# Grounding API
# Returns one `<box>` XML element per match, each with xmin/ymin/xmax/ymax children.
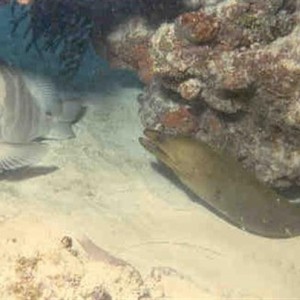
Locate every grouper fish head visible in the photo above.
<box><xmin>24</xmin><ymin>72</ymin><xmax>85</xmax><ymax>140</ymax></box>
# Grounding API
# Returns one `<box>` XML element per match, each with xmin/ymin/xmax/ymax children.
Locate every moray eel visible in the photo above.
<box><xmin>139</xmin><ymin>129</ymin><xmax>300</xmax><ymax>239</ymax></box>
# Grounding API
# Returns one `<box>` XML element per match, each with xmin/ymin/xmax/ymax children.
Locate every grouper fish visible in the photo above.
<box><xmin>0</xmin><ymin>61</ymin><xmax>83</xmax><ymax>172</ymax></box>
<box><xmin>139</xmin><ymin>129</ymin><xmax>300</xmax><ymax>239</ymax></box>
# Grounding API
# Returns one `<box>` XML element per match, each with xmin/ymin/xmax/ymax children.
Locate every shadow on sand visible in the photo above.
<box><xmin>0</xmin><ymin>166</ymin><xmax>59</xmax><ymax>182</ymax></box>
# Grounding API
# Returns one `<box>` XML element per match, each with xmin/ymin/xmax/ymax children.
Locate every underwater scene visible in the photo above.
<box><xmin>0</xmin><ymin>0</ymin><xmax>299</xmax><ymax>298</ymax></box>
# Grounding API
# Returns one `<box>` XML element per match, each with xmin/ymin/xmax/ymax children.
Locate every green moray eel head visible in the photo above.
<box><xmin>139</xmin><ymin>129</ymin><xmax>189</xmax><ymax>172</ymax></box>
<box><xmin>139</xmin><ymin>129</ymin><xmax>171</xmax><ymax>163</ymax></box>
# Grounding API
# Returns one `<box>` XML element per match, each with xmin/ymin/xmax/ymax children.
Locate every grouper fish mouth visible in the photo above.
<box><xmin>139</xmin><ymin>129</ymin><xmax>300</xmax><ymax>239</ymax></box>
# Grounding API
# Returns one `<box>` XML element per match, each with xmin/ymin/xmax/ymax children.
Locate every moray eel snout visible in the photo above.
<box><xmin>139</xmin><ymin>129</ymin><xmax>171</xmax><ymax>162</ymax></box>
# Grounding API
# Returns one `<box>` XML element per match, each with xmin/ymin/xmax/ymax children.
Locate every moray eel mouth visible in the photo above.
<box><xmin>139</xmin><ymin>129</ymin><xmax>166</xmax><ymax>156</ymax></box>
<box><xmin>139</xmin><ymin>129</ymin><xmax>174</xmax><ymax>167</ymax></box>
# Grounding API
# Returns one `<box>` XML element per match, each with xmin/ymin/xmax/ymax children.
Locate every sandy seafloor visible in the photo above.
<box><xmin>1</xmin><ymin>5</ymin><xmax>300</xmax><ymax>300</ymax></box>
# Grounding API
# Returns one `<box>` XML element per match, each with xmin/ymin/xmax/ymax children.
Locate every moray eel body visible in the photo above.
<box><xmin>139</xmin><ymin>129</ymin><xmax>300</xmax><ymax>239</ymax></box>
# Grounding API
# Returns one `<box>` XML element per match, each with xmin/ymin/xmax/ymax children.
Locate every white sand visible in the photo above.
<box><xmin>0</xmin><ymin>83</ymin><xmax>300</xmax><ymax>299</ymax></box>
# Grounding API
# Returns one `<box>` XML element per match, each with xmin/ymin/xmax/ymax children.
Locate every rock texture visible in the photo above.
<box><xmin>95</xmin><ymin>0</ymin><xmax>300</xmax><ymax>190</ymax></box>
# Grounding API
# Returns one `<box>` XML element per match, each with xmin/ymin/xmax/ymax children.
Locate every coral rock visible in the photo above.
<box><xmin>160</xmin><ymin>107</ymin><xmax>199</xmax><ymax>135</ymax></box>
<box><xmin>175</xmin><ymin>10</ymin><xmax>220</xmax><ymax>44</ymax></box>
<box><xmin>134</xmin><ymin>0</ymin><xmax>300</xmax><ymax>190</ymax></box>
<box><xmin>178</xmin><ymin>78</ymin><xmax>203</xmax><ymax>101</ymax></box>
<box><xmin>90</xmin><ymin>0</ymin><xmax>300</xmax><ymax>190</ymax></box>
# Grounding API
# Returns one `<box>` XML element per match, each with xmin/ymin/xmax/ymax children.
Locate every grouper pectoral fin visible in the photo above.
<box><xmin>0</xmin><ymin>142</ymin><xmax>47</xmax><ymax>172</ymax></box>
